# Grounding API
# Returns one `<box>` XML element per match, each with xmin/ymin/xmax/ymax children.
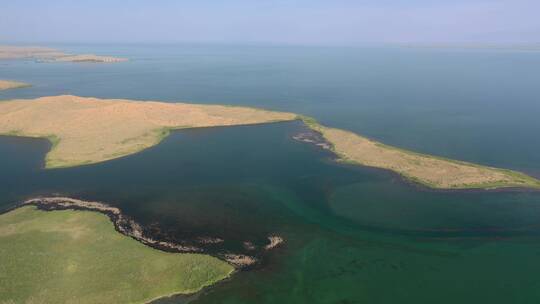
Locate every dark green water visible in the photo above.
<box><xmin>1</xmin><ymin>45</ymin><xmax>540</xmax><ymax>303</ymax></box>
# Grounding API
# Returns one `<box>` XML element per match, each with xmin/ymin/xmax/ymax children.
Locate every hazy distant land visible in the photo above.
<box><xmin>0</xmin><ymin>80</ymin><xmax>30</xmax><ymax>91</ymax></box>
<box><xmin>402</xmin><ymin>43</ymin><xmax>540</xmax><ymax>52</ymax></box>
<box><xmin>0</xmin><ymin>95</ymin><xmax>538</xmax><ymax>190</ymax></box>
<box><xmin>0</xmin><ymin>45</ymin><xmax>127</xmax><ymax>63</ymax></box>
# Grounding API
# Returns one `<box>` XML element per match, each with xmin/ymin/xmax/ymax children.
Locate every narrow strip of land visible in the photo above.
<box><xmin>0</xmin><ymin>95</ymin><xmax>538</xmax><ymax>190</ymax></box>
<box><xmin>0</xmin><ymin>80</ymin><xmax>30</xmax><ymax>91</ymax></box>
<box><xmin>300</xmin><ymin>116</ymin><xmax>540</xmax><ymax>189</ymax></box>
<box><xmin>0</xmin><ymin>45</ymin><xmax>127</xmax><ymax>63</ymax></box>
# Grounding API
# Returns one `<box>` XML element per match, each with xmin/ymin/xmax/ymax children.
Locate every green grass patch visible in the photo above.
<box><xmin>0</xmin><ymin>206</ymin><xmax>234</xmax><ymax>304</ymax></box>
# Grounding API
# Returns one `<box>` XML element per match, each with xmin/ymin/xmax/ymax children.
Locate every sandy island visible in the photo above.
<box><xmin>0</xmin><ymin>45</ymin><xmax>127</xmax><ymax>63</ymax></box>
<box><xmin>0</xmin><ymin>80</ymin><xmax>30</xmax><ymax>91</ymax></box>
<box><xmin>0</xmin><ymin>95</ymin><xmax>538</xmax><ymax>190</ymax></box>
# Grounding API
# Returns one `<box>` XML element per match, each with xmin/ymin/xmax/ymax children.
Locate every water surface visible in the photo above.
<box><xmin>1</xmin><ymin>45</ymin><xmax>540</xmax><ymax>303</ymax></box>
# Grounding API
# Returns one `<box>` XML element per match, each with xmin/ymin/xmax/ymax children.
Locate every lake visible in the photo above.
<box><xmin>1</xmin><ymin>44</ymin><xmax>540</xmax><ymax>303</ymax></box>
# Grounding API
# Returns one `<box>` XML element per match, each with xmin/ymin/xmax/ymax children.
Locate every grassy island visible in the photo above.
<box><xmin>0</xmin><ymin>80</ymin><xmax>30</xmax><ymax>91</ymax></box>
<box><xmin>300</xmin><ymin>116</ymin><xmax>540</xmax><ymax>190</ymax></box>
<box><xmin>0</xmin><ymin>95</ymin><xmax>538</xmax><ymax>190</ymax></box>
<box><xmin>0</xmin><ymin>205</ymin><xmax>234</xmax><ymax>304</ymax></box>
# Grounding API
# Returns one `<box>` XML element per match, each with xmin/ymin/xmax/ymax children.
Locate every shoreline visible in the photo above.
<box><xmin>1</xmin><ymin>199</ymin><xmax>238</xmax><ymax>304</ymax></box>
<box><xmin>20</xmin><ymin>196</ymin><xmax>283</xmax><ymax>269</ymax></box>
<box><xmin>0</xmin><ymin>95</ymin><xmax>538</xmax><ymax>190</ymax></box>
<box><xmin>293</xmin><ymin>118</ymin><xmax>540</xmax><ymax>192</ymax></box>
<box><xmin>0</xmin><ymin>45</ymin><xmax>127</xmax><ymax>63</ymax></box>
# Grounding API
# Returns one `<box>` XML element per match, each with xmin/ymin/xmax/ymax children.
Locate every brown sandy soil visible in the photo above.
<box><xmin>0</xmin><ymin>95</ymin><xmax>296</xmax><ymax>168</ymax></box>
<box><xmin>0</xmin><ymin>80</ymin><xmax>30</xmax><ymax>91</ymax></box>
<box><xmin>315</xmin><ymin>125</ymin><xmax>540</xmax><ymax>189</ymax></box>
<box><xmin>0</xmin><ymin>45</ymin><xmax>127</xmax><ymax>63</ymax></box>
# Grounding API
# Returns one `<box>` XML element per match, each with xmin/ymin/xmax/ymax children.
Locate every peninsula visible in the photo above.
<box><xmin>0</xmin><ymin>95</ymin><xmax>538</xmax><ymax>190</ymax></box>
<box><xmin>0</xmin><ymin>95</ymin><xmax>297</xmax><ymax>168</ymax></box>
<box><xmin>0</xmin><ymin>80</ymin><xmax>30</xmax><ymax>91</ymax></box>
<box><xmin>300</xmin><ymin>117</ymin><xmax>540</xmax><ymax>189</ymax></box>
<box><xmin>0</xmin><ymin>202</ymin><xmax>234</xmax><ymax>304</ymax></box>
<box><xmin>0</xmin><ymin>45</ymin><xmax>127</xmax><ymax>63</ymax></box>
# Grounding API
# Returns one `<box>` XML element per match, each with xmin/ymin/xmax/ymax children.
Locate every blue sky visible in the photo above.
<box><xmin>1</xmin><ymin>0</ymin><xmax>538</xmax><ymax>45</ymax></box>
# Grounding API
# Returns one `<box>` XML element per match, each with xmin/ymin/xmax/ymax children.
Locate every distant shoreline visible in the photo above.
<box><xmin>0</xmin><ymin>45</ymin><xmax>127</xmax><ymax>63</ymax></box>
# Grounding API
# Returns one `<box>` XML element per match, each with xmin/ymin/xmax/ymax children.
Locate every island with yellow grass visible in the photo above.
<box><xmin>299</xmin><ymin>116</ymin><xmax>540</xmax><ymax>189</ymax></box>
<box><xmin>0</xmin><ymin>95</ymin><xmax>538</xmax><ymax>190</ymax></box>
<box><xmin>0</xmin><ymin>80</ymin><xmax>30</xmax><ymax>91</ymax></box>
<box><xmin>0</xmin><ymin>45</ymin><xmax>127</xmax><ymax>63</ymax></box>
<box><xmin>0</xmin><ymin>95</ymin><xmax>297</xmax><ymax>168</ymax></box>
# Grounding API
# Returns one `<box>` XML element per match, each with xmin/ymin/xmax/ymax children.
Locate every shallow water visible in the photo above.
<box><xmin>1</xmin><ymin>45</ymin><xmax>540</xmax><ymax>303</ymax></box>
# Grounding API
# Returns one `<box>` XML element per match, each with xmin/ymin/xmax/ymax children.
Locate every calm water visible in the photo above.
<box><xmin>1</xmin><ymin>44</ymin><xmax>540</xmax><ymax>303</ymax></box>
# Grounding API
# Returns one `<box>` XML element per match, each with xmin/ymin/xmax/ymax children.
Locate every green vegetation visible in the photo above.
<box><xmin>0</xmin><ymin>206</ymin><xmax>234</xmax><ymax>304</ymax></box>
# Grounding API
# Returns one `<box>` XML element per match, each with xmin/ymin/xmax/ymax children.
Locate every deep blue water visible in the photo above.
<box><xmin>1</xmin><ymin>44</ymin><xmax>540</xmax><ymax>303</ymax></box>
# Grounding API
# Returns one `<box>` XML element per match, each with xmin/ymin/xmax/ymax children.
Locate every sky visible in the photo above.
<box><xmin>0</xmin><ymin>0</ymin><xmax>538</xmax><ymax>45</ymax></box>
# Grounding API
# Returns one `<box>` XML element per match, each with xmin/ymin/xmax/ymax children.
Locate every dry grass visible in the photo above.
<box><xmin>0</xmin><ymin>95</ymin><xmax>297</xmax><ymax>168</ymax></box>
<box><xmin>305</xmin><ymin>119</ymin><xmax>540</xmax><ymax>189</ymax></box>
<box><xmin>0</xmin><ymin>95</ymin><xmax>537</xmax><ymax>189</ymax></box>
<box><xmin>0</xmin><ymin>80</ymin><xmax>30</xmax><ymax>91</ymax></box>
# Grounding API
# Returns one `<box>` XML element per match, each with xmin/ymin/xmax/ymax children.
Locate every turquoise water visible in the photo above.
<box><xmin>1</xmin><ymin>45</ymin><xmax>540</xmax><ymax>303</ymax></box>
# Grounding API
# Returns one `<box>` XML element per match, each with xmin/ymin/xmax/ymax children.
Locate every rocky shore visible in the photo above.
<box><xmin>22</xmin><ymin>197</ymin><xmax>284</xmax><ymax>269</ymax></box>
